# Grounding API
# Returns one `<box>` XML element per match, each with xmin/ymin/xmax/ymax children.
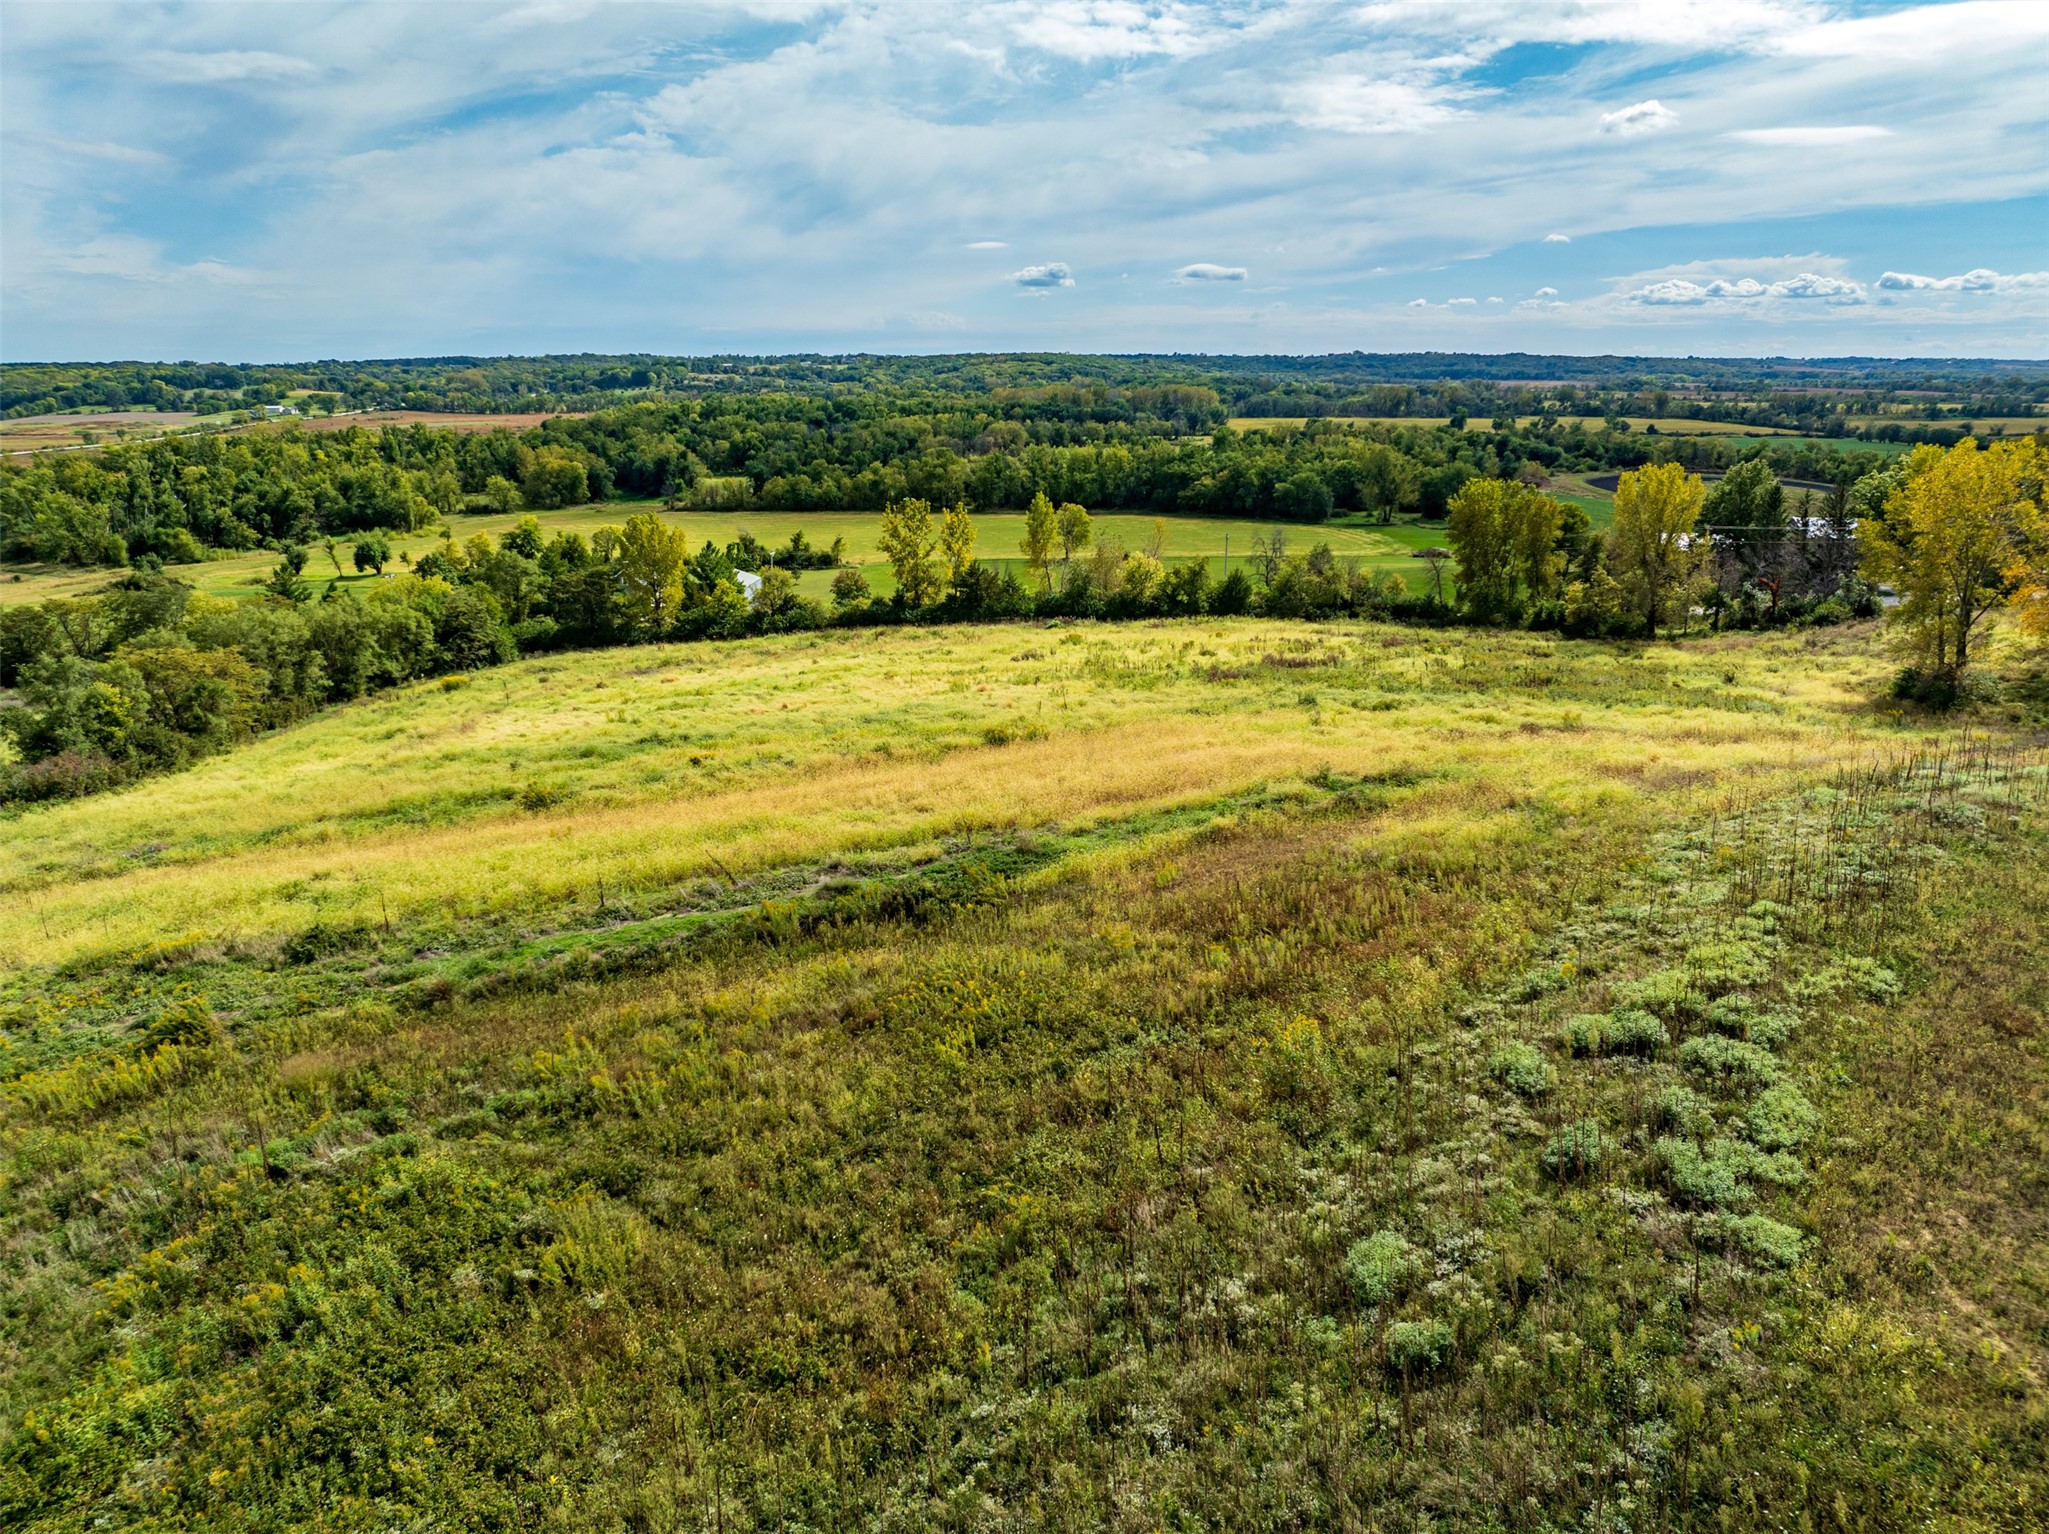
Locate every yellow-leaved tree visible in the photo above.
<box><xmin>1610</xmin><ymin>462</ymin><xmax>1706</xmax><ymax>638</ymax></box>
<box><xmin>1861</xmin><ymin>437</ymin><xmax>2044</xmax><ymax>680</ymax></box>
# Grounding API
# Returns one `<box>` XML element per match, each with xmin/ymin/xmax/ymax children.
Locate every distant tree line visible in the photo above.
<box><xmin>5</xmin><ymin>443</ymin><xmax>2044</xmax><ymax>806</ymax></box>
<box><xmin>4</xmin><ymin>387</ymin><xmax>1953</xmax><ymax>573</ymax></box>
<box><xmin>7</xmin><ymin>351</ymin><xmax>2042</xmax><ymax>429</ymax></box>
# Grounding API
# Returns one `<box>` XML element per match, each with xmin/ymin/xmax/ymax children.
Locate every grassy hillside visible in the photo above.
<box><xmin>2</xmin><ymin>617</ymin><xmax>2043</xmax><ymax>1531</ymax></box>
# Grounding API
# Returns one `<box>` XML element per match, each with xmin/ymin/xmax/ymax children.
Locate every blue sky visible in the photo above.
<box><xmin>3</xmin><ymin>0</ymin><xmax>2045</xmax><ymax>361</ymax></box>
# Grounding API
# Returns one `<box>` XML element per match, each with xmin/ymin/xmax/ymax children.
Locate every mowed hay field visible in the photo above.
<box><xmin>4</xmin><ymin>617</ymin><xmax>2045</xmax><ymax>1531</ymax></box>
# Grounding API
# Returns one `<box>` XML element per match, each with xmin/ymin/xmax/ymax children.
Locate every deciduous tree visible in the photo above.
<box><xmin>1860</xmin><ymin>438</ymin><xmax>2042</xmax><ymax>678</ymax></box>
<box><xmin>1610</xmin><ymin>463</ymin><xmax>1706</xmax><ymax>638</ymax></box>
<box><xmin>879</xmin><ymin>498</ymin><xmax>943</xmax><ymax>608</ymax></box>
<box><xmin>614</xmin><ymin>512</ymin><xmax>690</xmax><ymax>635</ymax></box>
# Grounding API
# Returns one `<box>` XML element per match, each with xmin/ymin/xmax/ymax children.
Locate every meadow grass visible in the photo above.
<box><xmin>2</xmin><ymin>617</ymin><xmax>2042</xmax><ymax>1532</ymax></box>
<box><xmin>0</xmin><ymin>618</ymin><xmax>1896</xmax><ymax>972</ymax></box>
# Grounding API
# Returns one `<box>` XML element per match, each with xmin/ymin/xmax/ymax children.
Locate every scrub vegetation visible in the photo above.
<box><xmin>1</xmin><ymin>609</ymin><xmax>2045</xmax><ymax>1531</ymax></box>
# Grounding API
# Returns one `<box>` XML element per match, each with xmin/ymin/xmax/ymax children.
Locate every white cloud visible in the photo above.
<box><xmin>1485</xmin><ymin>295</ymin><xmax>1503</xmax><ymax>303</ymax></box>
<box><xmin>1286</xmin><ymin>70</ymin><xmax>1467</xmax><ymax>134</ymax></box>
<box><xmin>132</xmin><ymin>50</ymin><xmax>318</xmax><ymax>84</ymax></box>
<box><xmin>1008</xmin><ymin>2</ymin><xmax>1209</xmax><ymax>63</ymax></box>
<box><xmin>1601</xmin><ymin>100</ymin><xmax>1677</xmax><ymax>136</ymax></box>
<box><xmin>1534</xmin><ymin>286</ymin><xmax>1558</xmax><ymax>297</ymax></box>
<box><xmin>1447</xmin><ymin>295</ymin><xmax>1476</xmax><ymax>305</ymax></box>
<box><xmin>1729</xmin><ymin>125</ymin><xmax>1891</xmax><ymax>146</ymax></box>
<box><xmin>1877</xmin><ymin>268</ymin><xmax>2049</xmax><ymax>293</ymax></box>
<box><xmin>964</xmin><ymin>240</ymin><xmax>1008</xmax><ymax>249</ymax></box>
<box><xmin>1173</xmin><ymin>262</ymin><xmax>1245</xmax><ymax>281</ymax></box>
<box><xmin>1627</xmin><ymin>272</ymin><xmax>1865</xmax><ymax>305</ymax></box>
<box><xmin>1543</xmin><ymin>233</ymin><xmax>1571</xmax><ymax>244</ymax></box>
<box><xmin>1011</xmin><ymin>261</ymin><xmax>1075</xmax><ymax>287</ymax></box>
<box><xmin>1406</xmin><ymin>297</ymin><xmax>1428</xmax><ymax>307</ymax></box>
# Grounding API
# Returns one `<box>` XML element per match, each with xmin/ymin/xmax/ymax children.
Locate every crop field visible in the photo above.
<box><xmin>269</xmin><ymin>410</ymin><xmax>579</xmax><ymax>434</ymax></box>
<box><xmin>1228</xmin><ymin>417</ymin><xmax>1804</xmax><ymax>436</ymax></box>
<box><xmin>0</xmin><ymin>410</ymin><xmax>202</xmax><ymax>454</ymax></box>
<box><xmin>0</xmin><ymin>508</ymin><xmax>1457</xmax><ymax>608</ymax></box>
<box><xmin>3</xmin><ymin>613</ymin><xmax>2045</xmax><ymax>1530</ymax></box>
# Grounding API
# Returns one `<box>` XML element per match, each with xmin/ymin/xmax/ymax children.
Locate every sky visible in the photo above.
<box><xmin>2</xmin><ymin>0</ymin><xmax>2046</xmax><ymax>362</ymax></box>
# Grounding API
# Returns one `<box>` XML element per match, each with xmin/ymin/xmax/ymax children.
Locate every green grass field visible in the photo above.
<box><xmin>1</xmin><ymin>506</ymin><xmax>1461</xmax><ymax>608</ymax></box>
<box><xmin>3</xmin><ymin>612</ymin><xmax>2045</xmax><ymax>1529</ymax></box>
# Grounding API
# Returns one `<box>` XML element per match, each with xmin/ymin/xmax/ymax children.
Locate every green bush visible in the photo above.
<box><xmin>1614</xmin><ymin>968</ymin><xmax>1706</xmax><ymax>1020</ymax></box>
<box><xmin>1656</xmin><ymin>1136</ymin><xmax>1751</xmax><ymax>1208</ymax></box>
<box><xmin>1718</xmin><ymin>1213</ymin><xmax>1805</xmax><ymax>1268</ymax></box>
<box><xmin>1706</xmin><ymin>994</ymin><xmax>1801</xmax><ymax>1048</ymax></box>
<box><xmin>1385</xmin><ymin>1319</ymin><xmax>1455</xmax><ymax>1374</ymax></box>
<box><xmin>1560</xmin><ymin>1014</ymin><xmax>1606</xmax><ymax>1055</ymax></box>
<box><xmin>1542</xmin><ymin>1120</ymin><xmax>1606</xmax><ymax>1180</ymax></box>
<box><xmin>1681</xmin><ymin>1034</ymin><xmax>1781</xmax><ymax>1089</ymax></box>
<box><xmin>1603</xmin><ymin>1007</ymin><xmax>1671</xmax><ymax>1055</ymax></box>
<box><xmin>1746</xmin><ymin>1084</ymin><xmax>1820</xmax><ymax>1149</ymax></box>
<box><xmin>1650</xmin><ymin>1083</ymin><xmax>1715</xmax><ymax>1136</ymax></box>
<box><xmin>1345</xmin><ymin>1231</ymin><xmax>1422</xmax><ymax>1306</ymax></box>
<box><xmin>1488</xmin><ymin>1042</ymin><xmax>1554</xmax><ymax>1098</ymax></box>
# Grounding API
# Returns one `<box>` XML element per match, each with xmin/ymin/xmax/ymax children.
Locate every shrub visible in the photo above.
<box><xmin>1656</xmin><ymin>1136</ymin><xmax>1751</xmax><ymax>1208</ymax></box>
<box><xmin>1385</xmin><ymin>1319</ymin><xmax>1455</xmax><ymax>1374</ymax></box>
<box><xmin>1345</xmin><ymin>1231</ymin><xmax>1422</xmax><ymax>1306</ymax></box>
<box><xmin>1562</xmin><ymin>1008</ymin><xmax>1669</xmax><ymax>1058</ymax></box>
<box><xmin>1488</xmin><ymin>1042</ymin><xmax>1554</xmax><ymax>1098</ymax></box>
<box><xmin>1613</xmin><ymin>969</ymin><xmax>1705</xmax><ymax>1021</ymax></box>
<box><xmin>1704</xmin><ymin>994</ymin><xmax>1801</xmax><ymax>1048</ymax></box>
<box><xmin>1745</xmin><ymin>1084</ymin><xmax>1820</xmax><ymax>1150</ymax></box>
<box><xmin>1718</xmin><ymin>1214</ymin><xmax>1805</xmax><ymax>1268</ymax></box>
<box><xmin>1542</xmin><ymin>1120</ymin><xmax>1606</xmax><ymax>1180</ymax></box>
<box><xmin>1649</xmin><ymin>1084</ymin><xmax>1715</xmax><ymax>1136</ymax></box>
<box><xmin>1602</xmin><ymin>1007</ymin><xmax>1670</xmax><ymax>1055</ymax></box>
<box><xmin>1680</xmin><ymin>1035</ymin><xmax>1781</xmax><ymax>1090</ymax></box>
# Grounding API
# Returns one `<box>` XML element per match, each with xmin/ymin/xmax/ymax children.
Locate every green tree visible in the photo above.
<box><xmin>1702</xmin><ymin>458</ymin><xmax>1787</xmax><ymax>579</ymax></box>
<box><xmin>939</xmin><ymin>502</ymin><xmax>976</xmax><ymax>589</ymax></box>
<box><xmin>1021</xmin><ymin>492</ymin><xmax>1057</xmax><ymax>588</ymax></box>
<box><xmin>879</xmin><ymin>498</ymin><xmax>943</xmax><ymax>608</ymax></box>
<box><xmin>501</xmin><ymin>515</ymin><xmax>544</xmax><ymax>560</ymax></box>
<box><xmin>484</xmin><ymin>476</ymin><xmax>520</xmax><ymax>514</ymax></box>
<box><xmin>1610</xmin><ymin>463</ymin><xmax>1706</xmax><ymax>638</ymax></box>
<box><xmin>352</xmin><ymin>532</ymin><xmax>392</xmax><ymax>575</ymax></box>
<box><xmin>1056</xmin><ymin>502</ymin><xmax>1093</xmax><ymax>568</ymax></box>
<box><xmin>1445</xmin><ymin>479</ymin><xmax>1562</xmax><ymax>621</ymax></box>
<box><xmin>614</xmin><ymin>512</ymin><xmax>690</xmax><ymax>635</ymax></box>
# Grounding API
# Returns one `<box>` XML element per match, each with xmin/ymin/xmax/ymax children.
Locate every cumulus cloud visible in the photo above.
<box><xmin>1877</xmin><ymin>267</ymin><xmax>2049</xmax><ymax>293</ymax></box>
<box><xmin>1543</xmin><ymin>233</ymin><xmax>1571</xmax><ymax>244</ymax></box>
<box><xmin>1173</xmin><ymin>262</ymin><xmax>1246</xmax><ymax>281</ymax></box>
<box><xmin>1628</xmin><ymin>272</ymin><xmax>1865</xmax><ymax>304</ymax></box>
<box><xmin>964</xmin><ymin>240</ymin><xmax>1008</xmax><ymax>249</ymax></box>
<box><xmin>132</xmin><ymin>49</ymin><xmax>318</xmax><ymax>83</ymax></box>
<box><xmin>1534</xmin><ymin>286</ymin><xmax>1558</xmax><ymax>297</ymax></box>
<box><xmin>1010</xmin><ymin>261</ymin><xmax>1075</xmax><ymax>287</ymax></box>
<box><xmin>1728</xmin><ymin>125</ymin><xmax>1891</xmax><ymax>146</ymax></box>
<box><xmin>1406</xmin><ymin>297</ymin><xmax>1428</xmax><ymax>307</ymax></box>
<box><xmin>1600</xmin><ymin>99</ymin><xmax>1677</xmax><ymax>136</ymax></box>
<box><xmin>1447</xmin><ymin>296</ymin><xmax>1476</xmax><ymax>305</ymax></box>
